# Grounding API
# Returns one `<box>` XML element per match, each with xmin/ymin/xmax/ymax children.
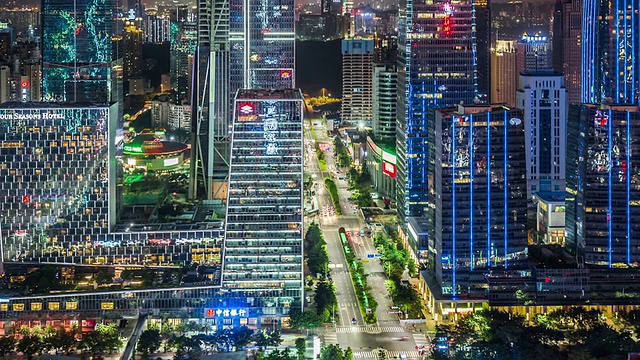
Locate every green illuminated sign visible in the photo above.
<box><xmin>124</xmin><ymin>145</ymin><xmax>143</xmax><ymax>153</ymax></box>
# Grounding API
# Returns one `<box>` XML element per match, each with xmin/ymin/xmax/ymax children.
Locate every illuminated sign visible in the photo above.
<box><xmin>123</xmin><ymin>145</ymin><xmax>143</xmax><ymax>153</ymax></box>
<box><xmin>0</xmin><ymin>111</ymin><xmax>65</xmax><ymax>121</ymax></box>
<box><xmin>204</xmin><ymin>308</ymin><xmax>248</xmax><ymax>318</ymax></box>
<box><xmin>382</xmin><ymin>150</ymin><xmax>396</xmax><ymax>165</ymax></box>
<box><xmin>443</xmin><ymin>3</ymin><xmax>453</xmax><ymax>35</ymax></box>
<box><xmin>239</xmin><ymin>103</ymin><xmax>255</xmax><ymax>115</ymax></box>
<box><xmin>382</xmin><ymin>161</ymin><xmax>396</xmax><ymax>178</ymax></box>
<box><xmin>21</xmin><ymin>81</ymin><xmax>29</xmax><ymax>89</ymax></box>
<box><xmin>262</xmin><ymin>101</ymin><xmax>280</xmax><ymax>155</ymax></box>
<box><xmin>164</xmin><ymin>158</ymin><xmax>179</xmax><ymax>167</ymax></box>
<box><xmin>237</xmin><ymin>115</ymin><xmax>258</xmax><ymax>122</ymax></box>
<box><xmin>509</xmin><ymin>117</ymin><xmax>522</xmax><ymax>125</ymax></box>
<box><xmin>594</xmin><ymin>110</ymin><xmax>608</xmax><ymax>126</ymax></box>
<box><xmin>280</xmin><ymin>70</ymin><xmax>292</xmax><ymax>79</ymax></box>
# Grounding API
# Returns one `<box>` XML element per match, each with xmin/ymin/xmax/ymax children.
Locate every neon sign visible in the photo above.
<box><xmin>382</xmin><ymin>161</ymin><xmax>396</xmax><ymax>178</ymax></box>
<box><xmin>443</xmin><ymin>3</ymin><xmax>453</xmax><ymax>36</ymax></box>
<box><xmin>239</xmin><ymin>103</ymin><xmax>255</xmax><ymax>115</ymax></box>
<box><xmin>204</xmin><ymin>308</ymin><xmax>248</xmax><ymax>318</ymax></box>
<box><xmin>280</xmin><ymin>70</ymin><xmax>291</xmax><ymax>79</ymax></box>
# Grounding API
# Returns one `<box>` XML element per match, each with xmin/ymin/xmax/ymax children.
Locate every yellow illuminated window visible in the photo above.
<box><xmin>12</xmin><ymin>303</ymin><xmax>24</xmax><ymax>311</ymax></box>
<box><xmin>101</xmin><ymin>302</ymin><xmax>115</xmax><ymax>310</ymax></box>
<box><xmin>66</xmin><ymin>302</ymin><xmax>78</xmax><ymax>310</ymax></box>
<box><xmin>0</xmin><ymin>304</ymin><xmax>8</xmax><ymax>311</ymax></box>
<box><xmin>48</xmin><ymin>302</ymin><xmax>60</xmax><ymax>311</ymax></box>
<box><xmin>31</xmin><ymin>303</ymin><xmax>43</xmax><ymax>311</ymax></box>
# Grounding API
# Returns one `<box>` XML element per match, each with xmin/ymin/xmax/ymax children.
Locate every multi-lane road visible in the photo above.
<box><xmin>303</xmin><ymin>120</ymin><xmax>430</xmax><ymax>359</ymax></box>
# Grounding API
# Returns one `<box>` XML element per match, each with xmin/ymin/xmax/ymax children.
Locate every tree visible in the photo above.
<box><xmin>262</xmin><ymin>348</ymin><xmax>296</xmax><ymax>360</ymax></box>
<box><xmin>314</xmin><ymin>282</ymin><xmax>337</xmax><ymax>320</ymax></box>
<box><xmin>320</xmin><ymin>344</ymin><xmax>345</xmax><ymax>360</ymax></box>
<box><xmin>294</xmin><ymin>338</ymin><xmax>306</xmax><ymax>360</ymax></box>
<box><xmin>22</xmin><ymin>266</ymin><xmax>61</xmax><ymax>294</ymax></box>
<box><xmin>95</xmin><ymin>270</ymin><xmax>113</xmax><ymax>285</ymax></box>
<box><xmin>307</xmin><ymin>244</ymin><xmax>329</xmax><ymax>276</ymax></box>
<box><xmin>172</xmin><ymin>335</ymin><xmax>201</xmax><ymax>360</ymax></box>
<box><xmin>47</xmin><ymin>328</ymin><xmax>77</xmax><ymax>353</ymax></box>
<box><xmin>231</xmin><ymin>326</ymin><xmax>254</xmax><ymax>349</ymax></box>
<box><xmin>137</xmin><ymin>329</ymin><xmax>161</xmax><ymax>357</ymax></box>
<box><xmin>17</xmin><ymin>335</ymin><xmax>42</xmax><ymax>360</ymax></box>
<box><xmin>288</xmin><ymin>310</ymin><xmax>324</xmax><ymax>330</ymax></box>
<box><xmin>0</xmin><ymin>336</ymin><xmax>15</xmax><ymax>355</ymax></box>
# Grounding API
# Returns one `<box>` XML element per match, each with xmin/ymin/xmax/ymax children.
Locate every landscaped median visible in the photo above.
<box><xmin>324</xmin><ymin>177</ymin><xmax>342</xmax><ymax>215</ymax></box>
<box><xmin>339</xmin><ymin>227</ymin><xmax>378</xmax><ymax>323</ymax></box>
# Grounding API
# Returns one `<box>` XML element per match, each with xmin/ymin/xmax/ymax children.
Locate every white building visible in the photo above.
<box><xmin>168</xmin><ymin>104</ymin><xmax>192</xmax><ymax>131</ymax></box>
<box><xmin>517</xmin><ymin>70</ymin><xmax>567</xmax><ymax>199</ymax></box>
<box><xmin>372</xmin><ymin>62</ymin><xmax>397</xmax><ymax>142</ymax></box>
<box><xmin>341</xmin><ymin>39</ymin><xmax>374</xmax><ymax>127</ymax></box>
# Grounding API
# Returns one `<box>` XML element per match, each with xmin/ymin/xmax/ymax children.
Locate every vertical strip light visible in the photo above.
<box><xmin>469</xmin><ymin>114</ymin><xmax>474</xmax><ymax>271</ymax></box>
<box><xmin>451</xmin><ymin>114</ymin><xmax>457</xmax><ymax>295</ymax></box>
<box><xmin>608</xmin><ymin>108</ymin><xmax>613</xmax><ymax>267</ymax></box>
<box><xmin>486</xmin><ymin>112</ymin><xmax>491</xmax><ymax>267</ymax></box>
<box><xmin>627</xmin><ymin>110</ymin><xmax>631</xmax><ymax>265</ymax></box>
<box><xmin>503</xmin><ymin>110</ymin><xmax>508</xmax><ymax>269</ymax></box>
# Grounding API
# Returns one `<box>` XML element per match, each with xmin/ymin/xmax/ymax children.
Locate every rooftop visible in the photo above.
<box><xmin>536</xmin><ymin>191</ymin><xmax>566</xmax><ymax>203</ymax></box>
<box><xmin>235</xmin><ymin>89</ymin><xmax>303</xmax><ymax>100</ymax></box>
<box><xmin>0</xmin><ymin>101</ymin><xmax>113</xmax><ymax>109</ymax></box>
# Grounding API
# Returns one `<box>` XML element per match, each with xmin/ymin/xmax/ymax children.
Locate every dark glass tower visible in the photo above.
<box><xmin>396</xmin><ymin>0</ymin><xmax>477</xmax><ymax>222</ymax></box>
<box><xmin>566</xmin><ymin>104</ymin><xmax>640</xmax><ymax>266</ymax></box>
<box><xmin>428</xmin><ymin>105</ymin><xmax>528</xmax><ymax>296</ymax></box>
<box><xmin>581</xmin><ymin>0</ymin><xmax>639</xmax><ymax>104</ymax></box>
<box><xmin>41</xmin><ymin>0</ymin><xmax>123</xmax><ymax>103</ymax></box>
<box><xmin>475</xmin><ymin>0</ymin><xmax>491</xmax><ymax>101</ymax></box>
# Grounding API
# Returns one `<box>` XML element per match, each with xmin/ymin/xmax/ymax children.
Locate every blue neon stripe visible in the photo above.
<box><xmin>608</xmin><ymin>108</ymin><xmax>613</xmax><ymax>267</ymax></box>
<box><xmin>487</xmin><ymin>112</ymin><xmax>491</xmax><ymax>267</ymax></box>
<box><xmin>451</xmin><ymin>115</ymin><xmax>457</xmax><ymax>295</ymax></box>
<box><xmin>469</xmin><ymin>115</ymin><xmax>474</xmax><ymax>270</ymax></box>
<box><xmin>503</xmin><ymin>111</ymin><xmax>508</xmax><ymax>269</ymax></box>
<box><xmin>627</xmin><ymin>110</ymin><xmax>631</xmax><ymax>264</ymax></box>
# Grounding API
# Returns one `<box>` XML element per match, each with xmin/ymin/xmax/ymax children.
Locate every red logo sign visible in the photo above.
<box><xmin>382</xmin><ymin>161</ymin><xmax>396</xmax><ymax>178</ymax></box>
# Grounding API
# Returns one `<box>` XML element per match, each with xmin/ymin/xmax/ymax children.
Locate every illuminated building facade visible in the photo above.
<box><xmin>0</xmin><ymin>103</ymin><xmax>224</xmax><ymax>267</ymax></box>
<box><xmin>396</xmin><ymin>0</ymin><xmax>477</xmax><ymax>222</ymax></box>
<box><xmin>372</xmin><ymin>62</ymin><xmax>397</xmax><ymax>141</ymax></box>
<box><xmin>428</xmin><ymin>104</ymin><xmax>528</xmax><ymax>296</ymax></box>
<box><xmin>41</xmin><ymin>0</ymin><xmax>123</xmax><ymax>104</ymax></box>
<box><xmin>552</xmin><ymin>0</ymin><xmax>582</xmax><ymax>105</ymax></box>
<box><xmin>490</xmin><ymin>40</ymin><xmax>517</xmax><ymax>108</ymax></box>
<box><xmin>229</xmin><ymin>0</ymin><xmax>295</xmax><ymax>91</ymax></box>
<box><xmin>341</xmin><ymin>39</ymin><xmax>374</xmax><ymax>127</ymax></box>
<box><xmin>170</xmin><ymin>22</ymin><xmax>197</xmax><ymax>103</ymax></box>
<box><xmin>566</xmin><ymin>104</ymin><xmax>640</xmax><ymax>266</ymax></box>
<box><xmin>516</xmin><ymin>71</ymin><xmax>567</xmax><ymax>199</ymax></box>
<box><xmin>223</xmin><ymin>89</ymin><xmax>304</xmax><ymax>324</ymax></box>
<box><xmin>581</xmin><ymin>0</ymin><xmax>639</xmax><ymax>105</ymax></box>
<box><xmin>516</xmin><ymin>33</ymin><xmax>551</xmax><ymax>74</ymax></box>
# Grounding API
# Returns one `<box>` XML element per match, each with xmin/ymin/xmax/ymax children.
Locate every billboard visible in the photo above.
<box><xmin>383</xmin><ymin>161</ymin><xmax>396</xmax><ymax>178</ymax></box>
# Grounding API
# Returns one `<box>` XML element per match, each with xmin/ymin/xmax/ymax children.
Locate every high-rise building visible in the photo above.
<box><xmin>516</xmin><ymin>71</ymin><xmax>567</xmax><ymax>198</ymax></box>
<box><xmin>41</xmin><ymin>0</ymin><xmax>123</xmax><ymax>104</ymax></box>
<box><xmin>490</xmin><ymin>40</ymin><xmax>517</xmax><ymax>107</ymax></box>
<box><xmin>427</xmin><ymin>104</ymin><xmax>528</xmax><ymax>296</ymax></box>
<box><xmin>0</xmin><ymin>23</ymin><xmax>12</xmax><ymax>62</ymax></box>
<box><xmin>341</xmin><ymin>39</ymin><xmax>374</xmax><ymax>127</ymax></box>
<box><xmin>552</xmin><ymin>0</ymin><xmax>582</xmax><ymax>105</ymax></box>
<box><xmin>566</xmin><ymin>104</ymin><xmax>640</xmax><ymax>266</ymax></box>
<box><xmin>170</xmin><ymin>21</ymin><xmax>197</xmax><ymax>103</ymax></box>
<box><xmin>372</xmin><ymin>62</ymin><xmax>397</xmax><ymax>141</ymax></box>
<box><xmin>581</xmin><ymin>0</ymin><xmax>639</xmax><ymax>105</ymax></box>
<box><xmin>192</xmin><ymin>0</ymin><xmax>295</xmax><ymax>201</ymax></box>
<box><xmin>0</xmin><ymin>66</ymin><xmax>12</xmax><ymax>103</ymax></box>
<box><xmin>516</xmin><ymin>33</ymin><xmax>551</xmax><ymax>75</ymax></box>
<box><xmin>396</xmin><ymin>0</ymin><xmax>477</xmax><ymax>221</ymax></box>
<box><xmin>143</xmin><ymin>8</ymin><xmax>171</xmax><ymax>43</ymax></box>
<box><xmin>475</xmin><ymin>0</ymin><xmax>491</xmax><ymax>101</ymax></box>
<box><xmin>222</xmin><ymin>89</ymin><xmax>305</xmax><ymax>324</ymax></box>
<box><xmin>123</xmin><ymin>20</ymin><xmax>144</xmax><ymax>81</ymax></box>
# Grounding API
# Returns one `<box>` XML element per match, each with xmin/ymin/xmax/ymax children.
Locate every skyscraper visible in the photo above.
<box><xmin>475</xmin><ymin>0</ymin><xmax>491</xmax><ymax>101</ymax></box>
<box><xmin>516</xmin><ymin>71</ymin><xmax>568</xmax><ymax>198</ymax></box>
<box><xmin>553</xmin><ymin>0</ymin><xmax>582</xmax><ymax>105</ymax></box>
<box><xmin>490</xmin><ymin>40</ymin><xmax>517</xmax><ymax>108</ymax></box>
<box><xmin>372</xmin><ymin>62</ymin><xmax>397</xmax><ymax>142</ymax></box>
<box><xmin>566</xmin><ymin>104</ymin><xmax>640</xmax><ymax>266</ymax></box>
<box><xmin>222</xmin><ymin>89</ymin><xmax>305</xmax><ymax>323</ymax></box>
<box><xmin>341</xmin><ymin>39</ymin><xmax>374</xmax><ymax>127</ymax></box>
<box><xmin>192</xmin><ymin>0</ymin><xmax>295</xmax><ymax>200</ymax></box>
<box><xmin>516</xmin><ymin>33</ymin><xmax>551</xmax><ymax>75</ymax></box>
<box><xmin>581</xmin><ymin>0</ymin><xmax>639</xmax><ymax>104</ymax></box>
<box><xmin>428</xmin><ymin>104</ymin><xmax>528</xmax><ymax>296</ymax></box>
<box><xmin>396</xmin><ymin>0</ymin><xmax>477</xmax><ymax>221</ymax></box>
<box><xmin>41</xmin><ymin>0</ymin><xmax>123</xmax><ymax>103</ymax></box>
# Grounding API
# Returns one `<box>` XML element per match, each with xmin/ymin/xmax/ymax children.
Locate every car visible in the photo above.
<box><xmin>399</xmin><ymin>353</ymin><xmax>407</xmax><ymax>359</ymax></box>
<box><xmin>351</xmin><ymin>318</ymin><xmax>357</xmax><ymax>325</ymax></box>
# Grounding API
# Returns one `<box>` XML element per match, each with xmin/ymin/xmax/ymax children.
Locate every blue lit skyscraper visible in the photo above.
<box><xmin>566</xmin><ymin>104</ymin><xmax>640</xmax><ymax>267</ymax></box>
<box><xmin>396</xmin><ymin>0</ymin><xmax>477</xmax><ymax>222</ymax></box>
<box><xmin>581</xmin><ymin>0</ymin><xmax>639</xmax><ymax>104</ymax></box>
<box><xmin>41</xmin><ymin>0</ymin><xmax>123</xmax><ymax>103</ymax></box>
<box><xmin>428</xmin><ymin>105</ymin><xmax>528</xmax><ymax>296</ymax></box>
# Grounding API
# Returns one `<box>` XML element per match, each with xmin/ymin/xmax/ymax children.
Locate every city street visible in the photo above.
<box><xmin>303</xmin><ymin>119</ymin><xmax>430</xmax><ymax>359</ymax></box>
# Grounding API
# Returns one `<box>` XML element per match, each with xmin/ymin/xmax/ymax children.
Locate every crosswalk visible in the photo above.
<box><xmin>351</xmin><ymin>350</ymin><xmax>424</xmax><ymax>359</ymax></box>
<box><xmin>334</xmin><ymin>325</ymin><xmax>405</xmax><ymax>333</ymax></box>
<box><xmin>323</xmin><ymin>332</ymin><xmax>338</xmax><ymax>345</ymax></box>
